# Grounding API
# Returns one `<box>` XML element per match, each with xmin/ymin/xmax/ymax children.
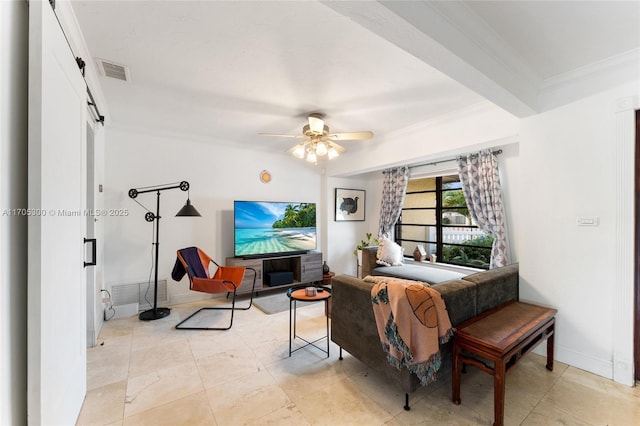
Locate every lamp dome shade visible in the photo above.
<box><xmin>176</xmin><ymin>199</ymin><xmax>201</xmax><ymax>217</ymax></box>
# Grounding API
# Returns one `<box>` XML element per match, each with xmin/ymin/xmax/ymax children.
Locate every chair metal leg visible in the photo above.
<box><xmin>175</xmin><ymin>290</ymin><xmax>238</xmax><ymax>330</ymax></box>
<box><xmin>233</xmin><ymin>267</ymin><xmax>257</xmax><ymax>311</ymax></box>
<box><xmin>175</xmin><ymin>267</ymin><xmax>257</xmax><ymax>330</ymax></box>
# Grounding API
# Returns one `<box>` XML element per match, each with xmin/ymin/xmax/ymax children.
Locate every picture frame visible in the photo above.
<box><xmin>335</xmin><ymin>188</ymin><xmax>365</xmax><ymax>221</ymax></box>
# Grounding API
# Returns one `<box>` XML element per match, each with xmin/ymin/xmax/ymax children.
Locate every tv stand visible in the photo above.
<box><xmin>226</xmin><ymin>251</ymin><xmax>322</xmax><ymax>295</ymax></box>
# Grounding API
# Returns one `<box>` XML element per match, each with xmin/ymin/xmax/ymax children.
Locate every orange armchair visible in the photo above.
<box><xmin>172</xmin><ymin>246</ymin><xmax>256</xmax><ymax>330</ymax></box>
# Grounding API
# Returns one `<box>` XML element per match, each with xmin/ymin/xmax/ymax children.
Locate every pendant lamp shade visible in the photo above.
<box><xmin>176</xmin><ymin>198</ymin><xmax>201</xmax><ymax>217</ymax></box>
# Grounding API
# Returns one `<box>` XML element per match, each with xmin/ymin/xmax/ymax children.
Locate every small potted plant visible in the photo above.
<box><xmin>353</xmin><ymin>232</ymin><xmax>380</xmax><ymax>257</ymax></box>
<box><xmin>354</xmin><ymin>233</ymin><xmax>381</xmax><ymax>277</ymax></box>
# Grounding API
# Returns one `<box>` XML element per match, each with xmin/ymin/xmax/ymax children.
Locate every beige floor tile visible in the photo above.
<box><xmin>448</xmin><ymin>365</ymin><xmax>540</xmax><ymax>426</ymax></box>
<box><xmin>243</xmin><ymin>404</ymin><xmax>310</xmax><ymax>426</ymax></box>
<box><xmin>129</xmin><ymin>320</ymin><xmax>187</xmax><ymax>353</ymax></box>
<box><xmin>346</xmin><ymin>366</ymin><xmax>413</xmax><ymax>416</ymax></box>
<box><xmin>291</xmin><ymin>376</ymin><xmax>395</xmax><ymax>425</ymax></box>
<box><xmin>267</xmin><ymin>354</ymin><xmax>345</xmax><ymax>400</ymax></box>
<box><xmin>196</xmin><ymin>347</ymin><xmax>267</xmax><ymax>390</ymax></box>
<box><xmin>393</xmin><ymin>389</ymin><xmax>493</xmax><ymax>425</ymax></box>
<box><xmin>205</xmin><ymin>369</ymin><xmax>296</xmax><ymax>425</ymax></box>
<box><xmin>522</xmin><ymin>398</ymin><xmax>591</xmax><ymax>426</ymax></box>
<box><xmin>122</xmin><ymin>391</ymin><xmax>215</xmax><ymax>426</ymax></box>
<box><xmin>541</xmin><ymin>371</ymin><xmax>640</xmax><ymax>425</ymax></box>
<box><xmin>76</xmin><ymin>380</ymin><xmax>127</xmax><ymax>426</ymax></box>
<box><xmin>128</xmin><ymin>337</ymin><xmax>193</xmax><ymax>378</ymax></box>
<box><xmin>562</xmin><ymin>365</ymin><xmax>640</xmax><ymax>400</ymax></box>
<box><xmin>124</xmin><ymin>361</ymin><xmax>204</xmax><ymax>418</ymax></box>
<box><xmin>88</xmin><ymin>334</ymin><xmax>132</xmax><ymax>361</ymax></box>
<box><xmin>186</xmin><ymin>330</ymin><xmax>253</xmax><ymax>362</ymax></box>
<box><xmin>78</xmin><ymin>298</ymin><xmax>638</xmax><ymax>426</ymax></box>
<box><xmin>98</xmin><ymin>316</ymin><xmax>136</xmax><ymax>340</ymax></box>
<box><xmin>86</xmin><ymin>334</ymin><xmax>133</xmax><ymax>390</ymax></box>
<box><xmin>87</xmin><ymin>352</ymin><xmax>131</xmax><ymax>391</ymax></box>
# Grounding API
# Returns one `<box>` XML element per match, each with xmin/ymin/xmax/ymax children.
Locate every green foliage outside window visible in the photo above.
<box><xmin>442</xmin><ymin>235</ymin><xmax>494</xmax><ymax>268</ymax></box>
<box><xmin>442</xmin><ymin>189</ymin><xmax>470</xmax><ymax>220</ymax></box>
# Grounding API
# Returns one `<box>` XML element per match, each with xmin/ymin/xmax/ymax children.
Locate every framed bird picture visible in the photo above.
<box><xmin>335</xmin><ymin>188</ymin><xmax>365</xmax><ymax>221</ymax></box>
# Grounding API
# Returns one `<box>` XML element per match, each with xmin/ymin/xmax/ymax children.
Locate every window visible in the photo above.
<box><xmin>394</xmin><ymin>175</ymin><xmax>493</xmax><ymax>269</ymax></box>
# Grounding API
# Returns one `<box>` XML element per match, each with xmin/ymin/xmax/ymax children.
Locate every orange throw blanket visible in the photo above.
<box><xmin>367</xmin><ymin>275</ymin><xmax>454</xmax><ymax>385</ymax></box>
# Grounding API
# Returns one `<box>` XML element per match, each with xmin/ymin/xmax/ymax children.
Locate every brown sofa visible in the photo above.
<box><xmin>331</xmin><ymin>247</ymin><xmax>519</xmax><ymax>409</ymax></box>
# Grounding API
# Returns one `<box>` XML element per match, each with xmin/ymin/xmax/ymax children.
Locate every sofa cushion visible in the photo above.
<box><xmin>372</xmin><ymin>264</ymin><xmax>467</xmax><ymax>284</ymax></box>
<box><xmin>376</xmin><ymin>236</ymin><xmax>404</xmax><ymax>266</ymax></box>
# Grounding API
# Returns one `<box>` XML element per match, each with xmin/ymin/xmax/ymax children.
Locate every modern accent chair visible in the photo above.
<box><xmin>172</xmin><ymin>246</ymin><xmax>256</xmax><ymax>330</ymax></box>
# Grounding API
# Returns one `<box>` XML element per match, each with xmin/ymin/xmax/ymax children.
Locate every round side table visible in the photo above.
<box><xmin>287</xmin><ymin>287</ymin><xmax>331</xmax><ymax>357</ymax></box>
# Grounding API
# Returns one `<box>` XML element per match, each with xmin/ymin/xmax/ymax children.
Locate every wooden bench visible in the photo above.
<box><xmin>452</xmin><ymin>301</ymin><xmax>557</xmax><ymax>426</ymax></box>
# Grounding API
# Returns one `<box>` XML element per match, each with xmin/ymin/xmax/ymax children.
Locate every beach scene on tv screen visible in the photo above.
<box><xmin>235</xmin><ymin>202</ymin><xmax>317</xmax><ymax>256</ymax></box>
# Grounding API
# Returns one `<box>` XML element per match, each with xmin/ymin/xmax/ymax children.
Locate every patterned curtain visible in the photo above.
<box><xmin>457</xmin><ymin>150</ymin><xmax>509</xmax><ymax>268</ymax></box>
<box><xmin>378</xmin><ymin>167</ymin><xmax>410</xmax><ymax>237</ymax></box>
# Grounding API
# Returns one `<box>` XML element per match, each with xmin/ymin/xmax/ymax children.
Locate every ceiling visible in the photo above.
<box><xmin>70</xmin><ymin>1</ymin><xmax>639</xmax><ymax>157</ymax></box>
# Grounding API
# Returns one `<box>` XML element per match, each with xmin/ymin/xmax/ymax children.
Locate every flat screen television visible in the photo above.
<box><xmin>233</xmin><ymin>200</ymin><xmax>317</xmax><ymax>258</ymax></box>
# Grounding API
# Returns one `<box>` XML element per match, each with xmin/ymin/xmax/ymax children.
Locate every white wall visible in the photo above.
<box><xmin>323</xmin><ymin>102</ymin><xmax>521</xmax><ymax>275</ymax></box>
<box><xmin>519</xmin><ymin>82</ymin><xmax>639</xmax><ymax>384</ymax></box>
<box><xmin>103</xmin><ymin>126</ymin><xmax>324</xmax><ymax>304</ymax></box>
<box><xmin>324</xmin><ymin>172</ymin><xmax>383</xmax><ymax>276</ymax></box>
<box><xmin>0</xmin><ymin>0</ymin><xmax>28</xmax><ymax>424</ymax></box>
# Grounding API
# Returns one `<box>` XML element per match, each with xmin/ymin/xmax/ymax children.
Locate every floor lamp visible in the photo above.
<box><xmin>128</xmin><ymin>181</ymin><xmax>201</xmax><ymax>321</ymax></box>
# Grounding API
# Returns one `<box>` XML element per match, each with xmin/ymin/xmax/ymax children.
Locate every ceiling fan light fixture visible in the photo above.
<box><xmin>315</xmin><ymin>141</ymin><xmax>328</xmax><ymax>156</ymax></box>
<box><xmin>262</xmin><ymin>114</ymin><xmax>372</xmax><ymax>163</ymax></box>
<box><xmin>308</xmin><ymin>113</ymin><xmax>325</xmax><ymax>134</ymax></box>
<box><xmin>292</xmin><ymin>144</ymin><xmax>305</xmax><ymax>158</ymax></box>
<box><xmin>328</xmin><ymin>146</ymin><xmax>339</xmax><ymax>159</ymax></box>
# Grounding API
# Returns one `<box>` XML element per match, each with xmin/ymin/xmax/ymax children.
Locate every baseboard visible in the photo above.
<box><xmin>533</xmin><ymin>343</ymin><xmax>614</xmax><ymax>381</ymax></box>
<box><xmin>109</xmin><ymin>303</ymin><xmax>139</xmax><ymax>320</ymax></box>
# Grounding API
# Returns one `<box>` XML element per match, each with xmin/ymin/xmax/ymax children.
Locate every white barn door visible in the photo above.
<box><xmin>28</xmin><ymin>1</ymin><xmax>87</xmax><ymax>424</ymax></box>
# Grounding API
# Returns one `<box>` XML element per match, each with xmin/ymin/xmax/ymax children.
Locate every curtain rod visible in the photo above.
<box><xmin>410</xmin><ymin>149</ymin><xmax>503</xmax><ymax>169</ymax></box>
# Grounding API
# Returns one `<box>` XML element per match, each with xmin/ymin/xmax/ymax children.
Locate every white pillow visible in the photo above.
<box><xmin>376</xmin><ymin>236</ymin><xmax>404</xmax><ymax>266</ymax></box>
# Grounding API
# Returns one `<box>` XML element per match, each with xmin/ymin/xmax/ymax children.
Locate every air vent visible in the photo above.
<box><xmin>97</xmin><ymin>58</ymin><xmax>130</xmax><ymax>82</ymax></box>
<box><xmin>111</xmin><ymin>279</ymin><xmax>168</xmax><ymax>310</ymax></box>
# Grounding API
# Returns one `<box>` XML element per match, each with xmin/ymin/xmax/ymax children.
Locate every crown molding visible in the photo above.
<box><xmin>538</xmin><ymin>48</ymin><xmax>640</xmax><ymax>112</ymax></box>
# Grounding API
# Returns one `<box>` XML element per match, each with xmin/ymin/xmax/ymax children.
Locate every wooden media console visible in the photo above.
<box><xmin>226</xmin><ymin>251</ymin><xmax>323</xmax><ymax>294</ymax></box>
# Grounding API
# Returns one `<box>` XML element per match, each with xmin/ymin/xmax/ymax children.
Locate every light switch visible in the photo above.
<box><xmin>576</xmin><ymin>217</ymin><xmax>599</xmax><ymax>226</ymax></box>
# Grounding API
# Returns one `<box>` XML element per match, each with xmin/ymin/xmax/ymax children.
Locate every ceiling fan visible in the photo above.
<box><xmin>259</xmin><ymin>113</ymin><xmax>374</xmax><ymax>162</ymax></box>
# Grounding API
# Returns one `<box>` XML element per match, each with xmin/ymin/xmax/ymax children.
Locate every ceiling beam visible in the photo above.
<box><xmin>322</xmin><ymin>0</ymin><xmax>539</xmax><ymax>118</ymax></box>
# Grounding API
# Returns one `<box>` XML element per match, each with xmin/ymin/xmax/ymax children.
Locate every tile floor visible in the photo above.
<box><xmin>78</xmin><ymin>294</ymin><xmax>640</xmax><ymax>425</ymax></box>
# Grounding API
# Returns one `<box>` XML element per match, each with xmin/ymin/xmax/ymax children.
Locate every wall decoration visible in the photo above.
<box><xmin>335</xmin><ymin>188</ymin><xmax>365</xmax><ymax>221</ymax></box>
<box><xmin>259</xmin><ymin>170</ymin><xmax>272</xmax><ymax>183</ymax></box>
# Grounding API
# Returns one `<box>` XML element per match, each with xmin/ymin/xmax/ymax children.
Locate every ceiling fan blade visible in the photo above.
<box><xmin>308</xmin><ymin>114</ymin><xmax>325</xmax><ymax>134</ymax></box>
<box><xmin>329</xmin><ymin>142</ymin><xmax>346</xmax><ymax>154</ymax></box>
<box><xmin>259</xmin><ymin>133</ymin><xmax>305</xmax><ymax>139</ymax></box>
<box><xmin>327</xmin><ymin>131</ymin><xmax>374</xmax><ymax>141</ymax></box>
